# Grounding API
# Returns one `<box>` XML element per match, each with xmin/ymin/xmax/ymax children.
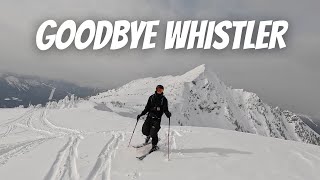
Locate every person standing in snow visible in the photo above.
<box><xmin>137</xmin><ymin>85</ymin><xmax>171</xmax><ymax>151</ymax></box>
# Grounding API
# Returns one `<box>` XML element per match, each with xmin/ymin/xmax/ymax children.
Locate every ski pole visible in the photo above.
<box><xmin>128</xmin><ymin>120</ymin><xmax>139</xmax><ymax>147</ymax></box>
<box><xmin>168</xmin><ymin>117</ymin><xmax>171</xmax><ymax>160</ymax></box>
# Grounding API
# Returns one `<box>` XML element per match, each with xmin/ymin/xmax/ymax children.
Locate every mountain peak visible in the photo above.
<box><xmin>90</xmin><ymin>64</ymin><xmax>320</xmax><ymax>146</ymax></box>
<box><xmin>180</xmin><ymin>64</ymin><xmax>206</xmax><ymax>81</ymax></box>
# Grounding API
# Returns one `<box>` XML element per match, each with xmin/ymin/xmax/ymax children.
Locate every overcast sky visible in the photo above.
<box><xmin>0</xmin><ymin>0</ymin><xmax>319</xmax><ymax>119</ymax></box>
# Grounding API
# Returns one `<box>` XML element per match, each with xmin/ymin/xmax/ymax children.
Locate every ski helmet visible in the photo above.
<box><xmin>156</xmin><ymin>85</ymin><xmax>164</xmax><ymax>90</ymax></box>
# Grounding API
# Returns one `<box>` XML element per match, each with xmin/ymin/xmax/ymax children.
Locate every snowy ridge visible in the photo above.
<box><xmin>91</xmin><ymin>64</ymin><xmax>320</xmax><ymax>145</ymax></box>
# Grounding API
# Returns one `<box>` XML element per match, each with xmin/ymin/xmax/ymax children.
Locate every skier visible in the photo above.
<box><xmin>137</xmin><ymin>85</ymin><xmax>171</xmax><ymax>151</ymax></box>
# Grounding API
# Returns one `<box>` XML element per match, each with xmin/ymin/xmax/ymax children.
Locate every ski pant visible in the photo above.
<box><xmin>142</xmin><ymin>117</ymin><xmax>161</xmax><ymax>146</ymax></box>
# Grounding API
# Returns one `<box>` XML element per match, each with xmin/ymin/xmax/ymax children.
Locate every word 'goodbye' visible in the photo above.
<box><xmin>36</xmin><ymin>20</ymin><xmax>289</xmax><ymax>50</ymax></box>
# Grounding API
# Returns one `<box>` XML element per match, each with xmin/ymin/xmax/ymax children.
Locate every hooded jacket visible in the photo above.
<box><xmin>140</xmin><ymin>92</ymin><xmax>170</xmax><ymax>119</ymax></box>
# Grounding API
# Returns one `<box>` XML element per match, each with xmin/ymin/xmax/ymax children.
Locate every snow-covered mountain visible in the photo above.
<box><xmin>0</xmin><ymin>73</ymin><xmax>99</xmax><ymax>108</ymax></box>
<box><xmin>91</xmin><ymin>64</ymin><xmax>320</xmax><ymax>146</ymax></box>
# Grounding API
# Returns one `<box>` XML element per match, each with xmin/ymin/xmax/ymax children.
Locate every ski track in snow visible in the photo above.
<box><xmin>0</xmin><ymin>106</ymin><xmax>54</xmax><ymax>138</ymax></box>
<box><xmin>0</xmin><ymin>108</ymin><xmax>36</xmax><ymax>127</ymax></box>
<box><xmin>0</xmin><ymin>125</ymin><xmax>16</xmax><ymax>139</ymax></box>
<box><xmin>45</xmin><ymin>136</ymin><xmax>82</xmax><ymax>180</ymax></box>
<box><xmin>0</xmin><ymin>106</ymin><xmax>85</xmax><ymax>167</ymax></box>
<box><xmin>0</xmin><ymin>104</ymin><xmax>127</xmax><ymax>177</ymax></box>
<box><xmin>86</xmin><ymin>132</ymin><xmax>124</xmax><ymax>180</ymax></box>
<box><xmin>0</xmin><ymin>138</ymin><xmax>48</xmax><ymax>166</ymax></box>
<box><xmin>0</xmin><ymin>107</ymin><xmax>56</xmax><ymax>166</ymax></box>
<box><xmin>168</xmin><ymin>129</ymin><xmax>180</xmax><ymax>151</ymax></box>
<box><xmin>291</xmin><ymin>151</ymin><xmax>314</xmax><ymax>167</ymax></box>
<box><xmin>0</xmin><ymin>106</ymin><xmax>82</xmax><ymax>139</ymax></box>
<box><xmin>21</xmin><ymin>109</ymin><xmax>54</xmax><ymax>137</ymax></box>
<box><xmin>43</xmin><ymin>108</ymin><xmax>81</xmax><ymax>136</ymax></box>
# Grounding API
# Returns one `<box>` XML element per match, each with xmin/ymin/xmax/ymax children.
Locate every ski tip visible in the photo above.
<box><xmin>136</xmin><ymin>154</ymin><xmax>148</xmax><ymax>160</ymax></box>
<box><xmin>136</xmin><ymin>157</ymin><xmax>145</xmax><ymax>160</ymax></box>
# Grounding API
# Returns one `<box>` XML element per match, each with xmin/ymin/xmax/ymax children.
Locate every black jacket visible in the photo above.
<box><xmin>140</xmin><ymin>92</ymin><xmax>170</xmax><ymax>119</ymax></box>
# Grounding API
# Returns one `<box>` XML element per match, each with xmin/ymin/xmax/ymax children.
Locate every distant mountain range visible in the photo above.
<box><xmin>0</xmin><ymin>73</ymin><xmax>101</xmax><ymax>108</ymax></box>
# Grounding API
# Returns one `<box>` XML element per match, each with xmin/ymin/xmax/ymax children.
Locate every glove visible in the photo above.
<box><xmin>137</xmin><ymin>114</ymin><xmax>142</xmax><ymax>121</ymax></box>
<box><xmin>166</xmin><ymin>112</ymin><xmax>172</xmax><ymax>118</ymax></box>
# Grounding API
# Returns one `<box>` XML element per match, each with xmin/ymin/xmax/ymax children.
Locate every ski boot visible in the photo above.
<box><xmin>143</xmin><ymin>136</ymin><xmax>151</xmax><ymax>145</ymax></box>
<box><xmin>150</xmin><ymin>144</ymin><xmax>159</xmax><ymax>152</ymax></box>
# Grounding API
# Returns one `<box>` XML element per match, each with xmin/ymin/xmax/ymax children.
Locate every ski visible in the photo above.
<box><xmin>136</xmin><ymin>146</ymin><xmax>159</xmax><ymax>160</ymax></box>
<box><xmin>132</xmin><ymin>141</ymin><xmax>151</xmax><ymax>148</ymax></box>
<box><xmin>132</xmin><ymin>138</ymin><xmax>160</xmax><ymax>149</ymax></box>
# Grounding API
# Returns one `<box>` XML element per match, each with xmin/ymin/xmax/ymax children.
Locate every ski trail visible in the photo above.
<box><xmin>160</xmin><ymin>128</ymin><xmax>183</xmax><ymax>159</ymax></box>
<box><xmin>42</xmin><ymin>109</ymin><xmax>80</xmax><ymax>136</ymax></box>
<box><xmin>23</xmin><ymin>109</ymin><xmax>54</xmax><ymax>137</ymax></box>
<box><xmin>40</xmin><ymin>110</ymin><xmax>67</xmax><ymax>136</ymax></box>
<box><xmin>0</xmin><ymin>105</ymin><xmax>83</xmax><ymax>140</ymax></box>
<box><xmin>86</xmin><ymin>132</ymin><xmax>124</xmax><ymax>180</ymax></box>
<box><xmin>171</xmin><ymin>129</ymin><xmax>183</xmax><ymax>150</ymax></box>
<box><xmin>65</xmin><ymin>136</ymin><xmax>82</xmax><ymax>180</ymax></box>
<box><xmin>0</xmin><ymin>106</ymin><xmax>54</xmax><ymax>137</ymax></box>
<box><xmin>0</xmin><ymin>138</ymin><xmax>48</xmax><ymax>166</ymax></box>
<box><xmin>1</xmin><ymin>106</ymin><xmax>79</xmax><ymax>139</ymax></box>
<box><xmin>291</xmin><ymin>151</ymin><xmax>314</xmax><ymax>167</ymax></box>
<box><xmin>0</xmin><ymin>125</ymin><xmax>15</xmax><ymax>139</ymax></box>
<box><xmin>44</xmin><ymin>137</ymin><xmax>73</xmax><ymax>180</ymax></box>
<box><xmin>164</xmin><ymin>128</ymin><xmax>179</xmax><ymax>150</ymax></box>
<box><xmin>0</xmin><ymin>107</ymin><xmax>36</xmax><ymax>127</ymax></box>
<box><xmin>304</xmin><ymin>151</ymin><xmax>320</xmax><ymax>161</ymax></box>
<box><xmin>45</xmin><ymin>136</ymin><xmax>82</xmax><ymax>180</ymax></box>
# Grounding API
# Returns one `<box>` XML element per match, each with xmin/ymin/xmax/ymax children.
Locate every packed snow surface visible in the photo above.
<box><xmin>0</xmin><ymin>100</ymin><xmax>320</xmax><ymax>180</ymax></box>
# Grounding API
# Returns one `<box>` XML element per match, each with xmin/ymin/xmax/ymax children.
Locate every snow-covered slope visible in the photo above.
<box><xmin>4</xmin><ymin>76</ymin><xmax>34</xmax><ymax>91</ymax></box>
<box><xmin>0</xmin><ymin>102</ymin><xmax>320</xmax><ymax>180</ymax></box>
<box><xmin>91</xmin><ymin>65</ymin><xmax>320</xmax><ymax>146</ymax></box>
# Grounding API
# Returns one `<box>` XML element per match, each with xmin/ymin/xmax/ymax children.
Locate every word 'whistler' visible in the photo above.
<box><xmin>36</xmin><ymin>20</ymin><xmax>289</xmax><ymax>50</ymax></box>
